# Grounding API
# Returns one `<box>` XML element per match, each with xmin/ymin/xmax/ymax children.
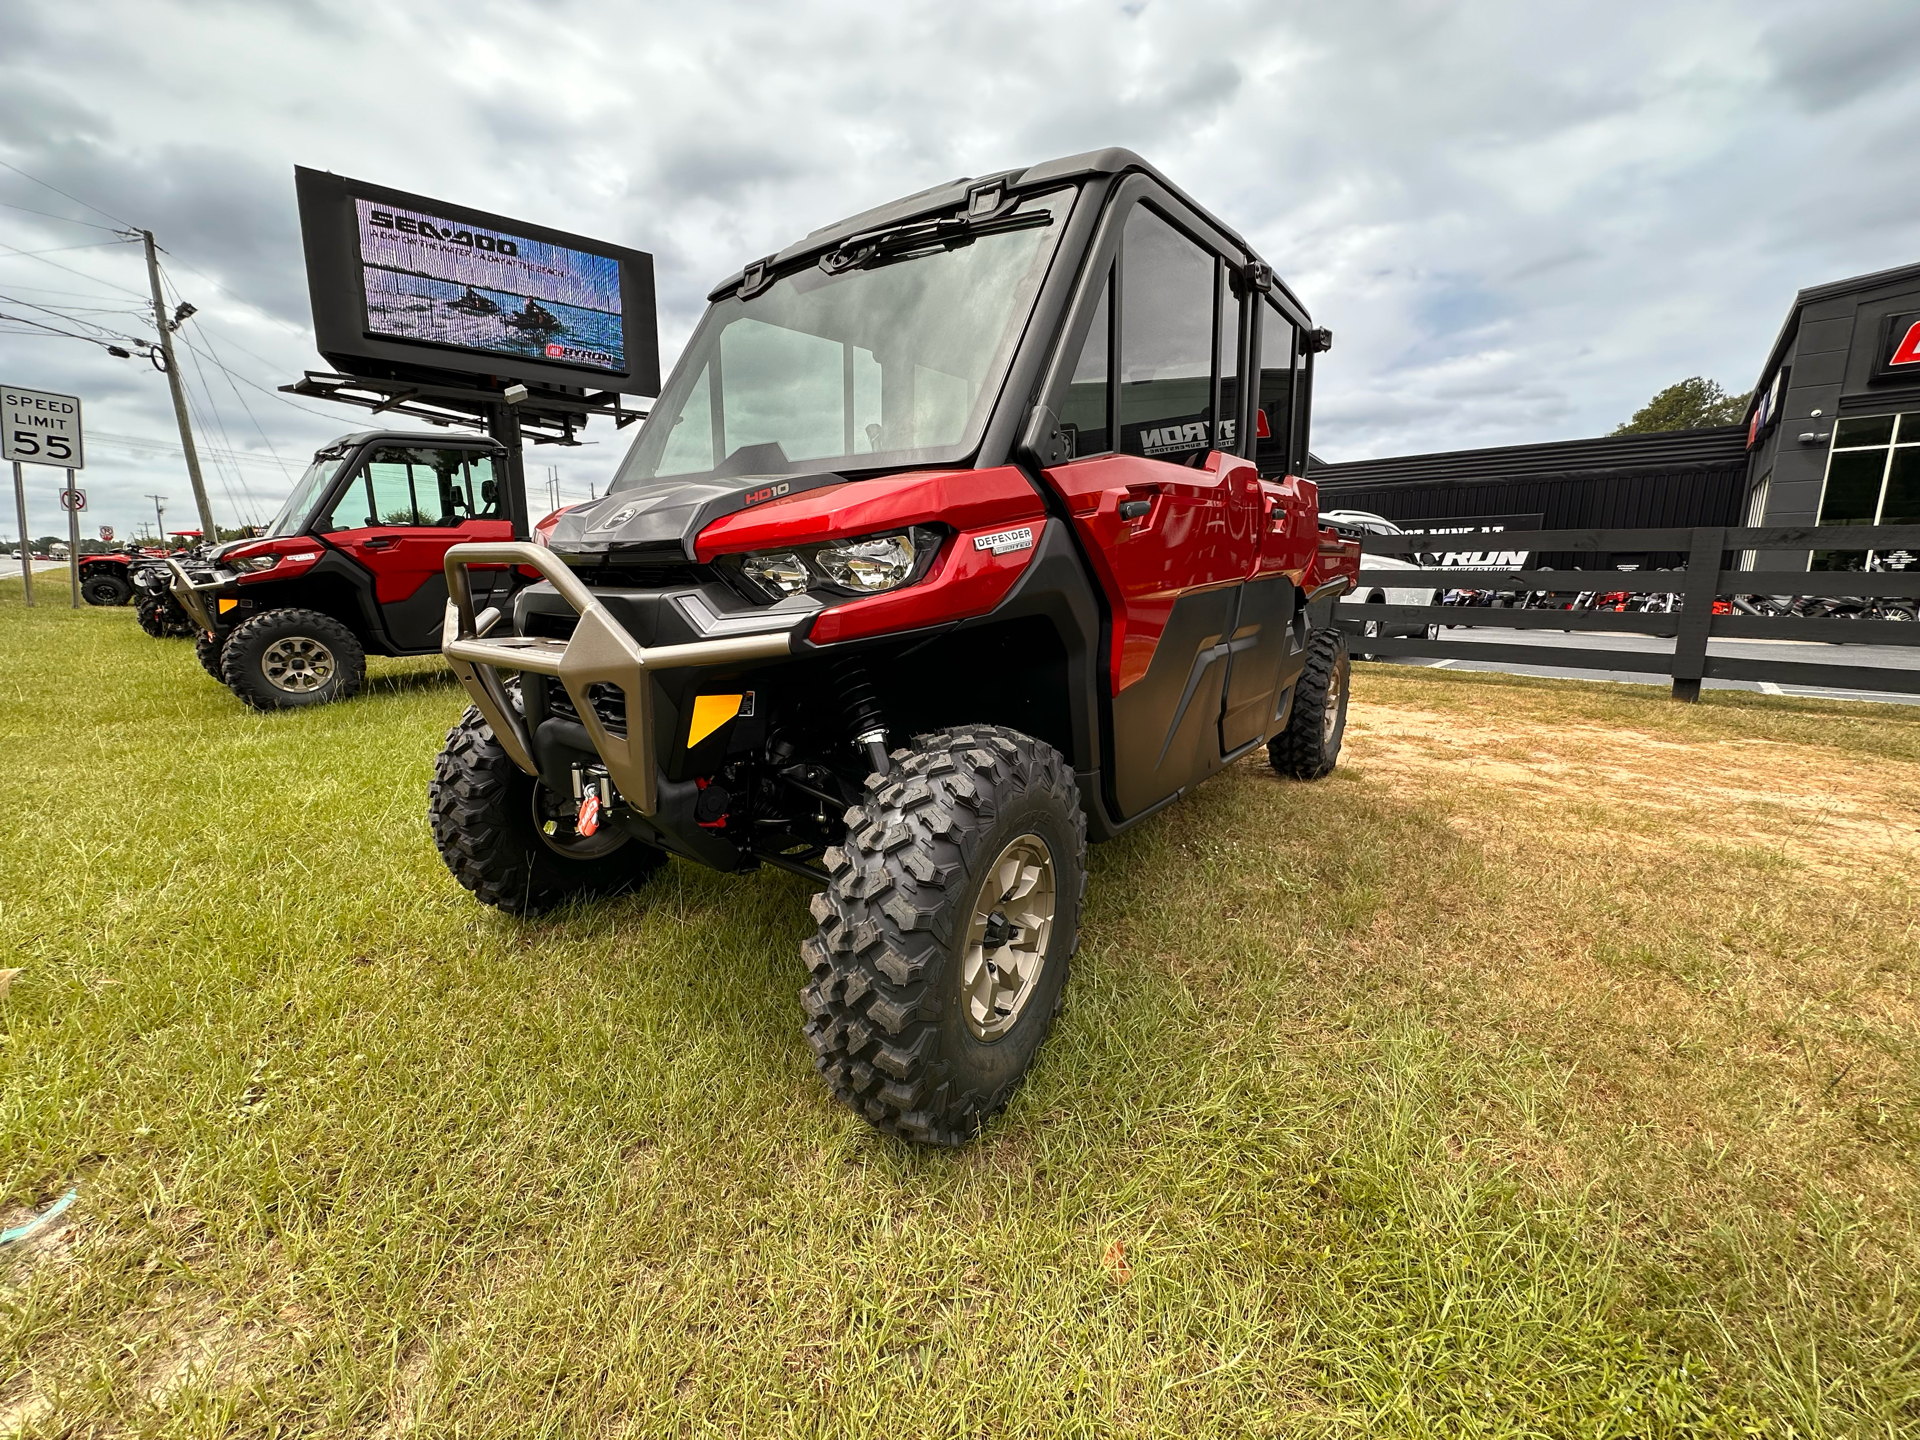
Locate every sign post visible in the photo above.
<box><xmin>60</xmin><ymin>479</ymin><xmax>85</xmax><ymax>607</ymax></box>
<box><xmin>3</xmin><ymin>385</ymin><xmax>86</xmax><ymax>608</ymax></box>
<box><xmin>10</xmin><ymin>460</ymin><xmax>29</xmax><ymax>607</ymax></box>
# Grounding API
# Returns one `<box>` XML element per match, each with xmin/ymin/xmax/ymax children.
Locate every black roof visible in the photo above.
<box><xmin>708</xmin><ymin>149</ymin><xmax>1299</xmax><ymax>314</ymax></box>
<box><xmin>324</xmin><ymin>427</ymin><xmax>500</xmax><ymax>452</ymax></box>
<box><xmin>1747</xmin><ymin>257</ymin><xmax>1920</xmax><ymax>417</ymax></box>
<box><xmin>1312</xmin><ymin>425</ymin><xmax>1747</xmax><ymax>491</ymax></box>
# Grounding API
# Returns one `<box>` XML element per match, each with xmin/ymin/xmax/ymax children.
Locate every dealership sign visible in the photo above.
<box><xmin>1395</xmin><ymin>513</ymin><xmax>1544</xmax><ymax>570</ymax></box>
<box><xmin>1878</xmin><ymin>311</ymin><xmax>1920</xmax><ymax>379</ymax></box>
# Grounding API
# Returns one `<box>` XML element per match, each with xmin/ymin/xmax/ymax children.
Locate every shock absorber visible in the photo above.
<box><xmin>832</xmin><ymin>657</ymin><xmax>891</xmax><ymax>776</ymax></box>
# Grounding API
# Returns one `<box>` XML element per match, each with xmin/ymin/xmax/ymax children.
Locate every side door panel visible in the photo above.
<box><xmin>316</xmin><ymin>445</ymin><xmax>507</xmax><ymax>652</ymax></box>
<box><xmin>1042</xmin><ymin>450</ymin><xmax>1258</xmax><ymax>816</ymax></box>
<box><xmin>1034</xmin><ymin>189</ymin><xmax>1272</xmax><ymax>820</ymax></box>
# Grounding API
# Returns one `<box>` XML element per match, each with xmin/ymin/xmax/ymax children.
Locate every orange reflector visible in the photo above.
<box><xmin>688</xmin><ymin>693</ymin><xmax>743</xmax><ymax>747</ymax></box>
<box><xmin>217</xmin><ymin>598</ymin><xmax>239</xmax><ymax>614</ymax></box>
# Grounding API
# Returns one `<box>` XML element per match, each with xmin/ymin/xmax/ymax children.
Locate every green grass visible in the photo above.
<box><xmin>2</xmin><ymin>586</ymin><xmax>1917</xmax><ymax>1436</ymax></box>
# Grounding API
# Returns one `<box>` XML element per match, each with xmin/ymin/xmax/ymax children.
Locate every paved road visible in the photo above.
<box><xmin>1371</xmin><ymin>625</ymin><xmax>1920</xmax><ymax>706</ymax></box>
<box><xmin>0</xmin><ymin>557</ymin><xmax>77</xmax><ymax>582</ymax></box>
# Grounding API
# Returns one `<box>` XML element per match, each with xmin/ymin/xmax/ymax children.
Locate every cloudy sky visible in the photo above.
<box><xmin>3</xmin><ymin>0</ymin><xmax>1918</xmax><ymax>541</ymax></box>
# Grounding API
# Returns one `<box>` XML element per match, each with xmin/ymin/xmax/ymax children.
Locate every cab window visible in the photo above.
<box><xmin>1118</xmin><ymin>205</ymin><xmax>1218</xmax><ymax>462</ymax></box>
<box><xmin>1058</xmin><ymin>266</ymin><xmax>1111</xmax><ymax>458</ymax></box>
<box><xmin>1255</xmin><ymin>298</ymin><xmax>1298</xmax><ymax>477</ymax></box>
<box><xmin>317</xmin><ymin>448</ymin><xmax>499</xmax><ymax>531</ymax></box>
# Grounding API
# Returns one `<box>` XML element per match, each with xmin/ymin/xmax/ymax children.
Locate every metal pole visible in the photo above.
<box><xmin>11</xmin><ymin>459</ymin><xmax>31</xmax><ymax>607</ymax></box>
<box><xmin>147</xmin><ymin>494</ymin><xmax>166</xmax><ymax>546</ymax></box>
<box><xmin>65</xmin><ymin>470</ymin><xmax>80</xmax><ymax>608</ymax></box>
<box><xmin>141</xmin><ymin>230</ymin><xmax>219</xmax><ymax>545</ymax></box>
<box><xmin>487</xmin><ymin>401</ymin><xmax>530</xmax><ymax>540</ymax></box>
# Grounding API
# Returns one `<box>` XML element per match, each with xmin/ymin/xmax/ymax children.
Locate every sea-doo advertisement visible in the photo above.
<box><xmin>354</xmin><ymin>199</ymin><xmax>626</xmax><ymax>374</ymax></box>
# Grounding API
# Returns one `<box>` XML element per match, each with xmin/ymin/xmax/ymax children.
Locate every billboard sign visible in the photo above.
<box><xmin>295</xmin><ymin>168</ymin><xmax>659</xmax><ymax>396</ymax></box>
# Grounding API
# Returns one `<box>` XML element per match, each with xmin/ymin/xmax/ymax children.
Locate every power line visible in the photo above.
<box><xmin>0</xmin><ymin>238</ymin><xmax>137</xmax><ymax>258</ymax></box>
<box><xmin>0</xmin><ymin>157</ymin><xmax>135</xmax><ymax>230</ymax></box>
<box><xmin>0</xmin><ymin>237</ymin><xmax>147</xmax><ymax>297</ymax></box>
<box><xmin>0</xmin><ymin>291</ymin><xmax>149</xmax><ymax>345</ymax></box>
<box><xmin>0</xmin><ymin>199</ymin><xmax>119</xmax><ymax>232</ymax></box>
<box><xmin>163</xmin><ymin>266</ymin><xmax>268</xmax><ymax>524</ymax></box>
<box><xmin>190</xmin><ymin>315</ymin><xmax>298</xmax><ymax>482</ymax></box>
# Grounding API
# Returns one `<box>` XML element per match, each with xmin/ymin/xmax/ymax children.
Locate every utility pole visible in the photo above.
<box><xmin>147</xmin><ymin>494</ymin><xmax>167</xmax><ymax>547</ymax></box>
<box><xmin>11</xmin><ymin>460</ymin><xmax>31</xmax><ymax>606</ymax></box>
<box><xmin>140</xmin><ymin>230</ymin><xmax>219</xmax><ymax>545</ymax></box>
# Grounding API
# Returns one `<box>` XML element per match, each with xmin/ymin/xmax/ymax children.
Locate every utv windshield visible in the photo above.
<box><xmin>612</xmin><ymin>188</ymin><xmax>1076</xmax><ymax>491</ymax></box>
<box><xmin>261</xmin><ymin>451</ymin><xmax>348</xmax><ymax>538</ymax></box>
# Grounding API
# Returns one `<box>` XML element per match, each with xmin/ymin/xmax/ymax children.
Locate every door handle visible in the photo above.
<box><xmin>1118</xmin><ymin>499</ymin><xmax>1151</xmax><ymax>521</ymax></box>
<box><xmin>362</xmin><ymin>536</ymin><xmax>398</xmax><ymax>551</ymax></box>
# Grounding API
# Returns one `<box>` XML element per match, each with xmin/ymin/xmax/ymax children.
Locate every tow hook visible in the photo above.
<box><xmin>571</xmin><ymin>763</ymin><xmax>614</xmax><ymax>837</ymax></box>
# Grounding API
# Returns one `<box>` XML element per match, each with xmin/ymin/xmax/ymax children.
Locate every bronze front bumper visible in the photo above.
<box><xmin>440</xmin><ymin>542</ymin><xmax>796</xmax><ymax>816</ymax></box>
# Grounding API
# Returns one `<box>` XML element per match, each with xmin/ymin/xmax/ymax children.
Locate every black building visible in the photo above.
<box><xmin>1313</xmin><ymin>256</ymin><xmax>1920</xmax><ymax>574</ymax></box>
<box><xmin>1739</xmin><ymin>259</ymin><xmax>1920</xmax><ymax>568</ymax></box>
<box><xmin>1311</xmin><ymin>426</ymin><xmax>1747</xmax><ymax>568</ymax></box>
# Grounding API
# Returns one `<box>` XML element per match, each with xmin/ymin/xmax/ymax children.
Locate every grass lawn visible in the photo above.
<box><xmin>2</xmin><ymin>584</ymin><xmax>1917</xmax><ymax>1437</ymax></box>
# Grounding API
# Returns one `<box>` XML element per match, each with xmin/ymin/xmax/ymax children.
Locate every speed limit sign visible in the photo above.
<box><xmin>2</xmin><ymin>385</ymin><xmax>84</xmax><ymax>469</ymax></box>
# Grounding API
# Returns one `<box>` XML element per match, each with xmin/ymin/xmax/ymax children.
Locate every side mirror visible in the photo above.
<box><xmin>1015</xmin><ymin>403</ymin><xmax>1071</xmax><ymax>470</ymax></box>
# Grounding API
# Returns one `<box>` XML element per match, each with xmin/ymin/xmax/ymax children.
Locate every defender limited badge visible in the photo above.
<box><xmin>973</xmin><ymin>526</ymin><xmax>1034</xmax><ymax>556</ymax></box>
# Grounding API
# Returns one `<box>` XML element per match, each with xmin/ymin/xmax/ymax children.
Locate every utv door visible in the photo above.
<box><xmin>316</xmin><ymin>444</ymin><xmax>512</xmax><ymax>651</ymax></box>
<box><xmin>1220</xmin><ymin>294</ymin><xmax>1316</xmax><ymax>754</ymax></box>
<box><xmin>1038</xmin><ymin>196</ymin><xmax>1262</xmax><ymax>820</ymax></box>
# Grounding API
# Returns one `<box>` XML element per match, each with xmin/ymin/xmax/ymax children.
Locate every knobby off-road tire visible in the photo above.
<box><xmin>802</xmin><ymin>726</ymin><xmax>1088</xmax><ymax>1146</ymax></box>
<box><xmin>220</xmin><ymin>607</ymin><xmax>365</xmax><ymax>710</ymax></box>
<box><xmin>429</xmin><ymin>704</ymin><xmax>666</xmax><ymax>916</ymax></box>
<box><xmin>1268</xmin><ymin>626</ymin><xmax>1349</xmax><ymax>780</ymax></box>
<box><xmin>137</xmin><ymin>595</ymin><xmax>194</xmax><ymax>639</ymax></box>
<box><xmin>81</xmin><ymin>573</ymin><xmax>132</xmax><ymax>606</ymax></box>
<box><xmin>135</xmin><ymin>597</ymin><xmax>170</xmax><ymax>637</ymax></box>
<box><xmin>195</xmin><ymin>630</ymin><xmax>226</xmax><ymax>681</ymax></box>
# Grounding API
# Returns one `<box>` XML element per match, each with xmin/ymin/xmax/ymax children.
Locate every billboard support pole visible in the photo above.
<box><xmin>142</xmin><ymin>230</ymin><xmax>220</xmax><ymax>548</ymax></box>
<box><xmin>11</xmin><ymin>460</ymin><xmax>31</xmax><ymax>607</ymax></box>
<box><xmin>489</xmin><ymin>400</ymin><xmax>530</xmax><ymax>541</ymax></box>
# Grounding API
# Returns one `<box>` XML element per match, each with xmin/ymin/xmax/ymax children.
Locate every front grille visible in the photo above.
<box><xmin>524</xmin><ymin>611</ymin><xmax>578</xmax><ymax>641</ymax></box>
<box><xmin>547</xmin><ymin>679</ymin><xmax>626</xmax><ymax>737</ymax></box>
<box><xmin>573</xmin><ymin>564</ymin><xmax>707</xmax><ymax>588</ymax></box>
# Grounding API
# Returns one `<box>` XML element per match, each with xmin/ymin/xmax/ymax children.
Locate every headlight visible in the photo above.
<box><xmin>728</xmin><ymin>526</ymin><xmax>942</xmax><ymax>603</ymax></box>
<box><xmin>740</xmin><ymin>551</ymin><xmax>810</xmax><ymax>597</ymax></box>
<box><xmin>226</xmin><ymin>552</ymin><xmax>281</xmax><ymax>574</ymax></box>
<box><xmin>815</xmin><ymin>534</ymin><xmax>917</xmax><ymax>592</ymax></box>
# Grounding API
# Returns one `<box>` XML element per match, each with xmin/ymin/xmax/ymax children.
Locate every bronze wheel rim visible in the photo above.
<box><xmin>962</xmin><ymin>833</ymin><xmax>1056</xmax><ymax>1042</ymax></box>
<box><xmin>1323</xmin><ymin>656</ymin><xmax>1345</xmax><ymax>746</ymax></box>
<box><xmin>260</xmin><ymin>636</ymin><xmax>335</xmax><ymax>693</ymax></box>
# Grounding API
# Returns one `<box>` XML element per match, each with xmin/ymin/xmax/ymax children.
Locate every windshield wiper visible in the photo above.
<box><xmin>819</xmin><ymin>208</ymin><xmax>1053</xmax><ymax>276</ymax></box>
<box><xmin>733</xmin><ymin>205</ymin><xmax>1053</xmax><ymax>299</ymax></box>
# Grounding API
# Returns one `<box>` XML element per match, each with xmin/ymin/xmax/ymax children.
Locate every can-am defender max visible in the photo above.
<box><xmin>168</xmin><ymin>431</ymin><xmax>517</xmax><ymax>707</ymax></box>
<box><xmin>430</xmin><ymin>149</ymin><xmax>1359</xmax><ymax>1144</ymax></box>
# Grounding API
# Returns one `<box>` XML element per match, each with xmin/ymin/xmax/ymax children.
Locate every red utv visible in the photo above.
<box><xmin>169</xmin><ymin>430</ymin><xmax>519</xmax><ymax>707</ymax></box>
<box><xmin>430</xmin><ymin>149</ymin><xmax>1360</xmax><ymax>1144</ymax></box>
<box><xmin>78</xmin><ymin>547</ymin><xmax>168</xmax><ymax>607</ymax></box>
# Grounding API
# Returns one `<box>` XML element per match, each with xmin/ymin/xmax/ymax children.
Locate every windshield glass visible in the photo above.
<box><xmin>262</xmin><ymin>452</ymin><xmax>347</xmax><ymax>537</ymax></box>
<box><xmin>612</xmin><ymin>189</ymin><xmax>1076</xmax><ymax>491</ymax></box>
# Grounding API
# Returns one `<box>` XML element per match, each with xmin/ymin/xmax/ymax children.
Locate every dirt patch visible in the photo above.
<box><xmin>1347</xmin><ymin>705</ymin><xmax>1920</xmax><ymax>874</ymax></box>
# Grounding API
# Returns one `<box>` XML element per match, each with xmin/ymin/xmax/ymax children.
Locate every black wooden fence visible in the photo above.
<box><xmin>1340</xmin><ymin>524</ymin><xmax>1920</xmax><ymax>700</ymax></box>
